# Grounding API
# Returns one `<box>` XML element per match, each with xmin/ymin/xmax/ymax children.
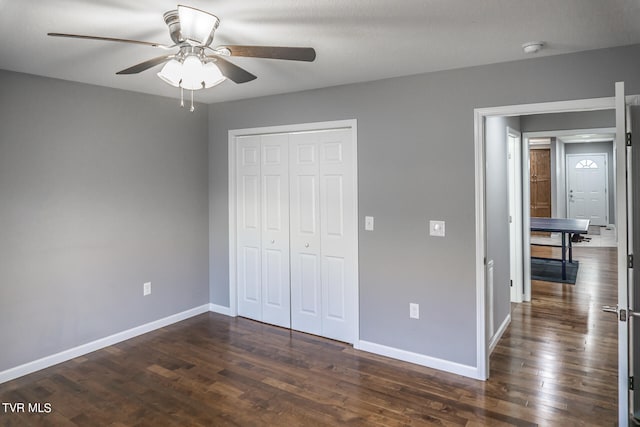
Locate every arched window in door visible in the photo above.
<box><xmin>575</xmin><ymin>159</ymin><xmax>598</xmax><ymax>169</ymax></box>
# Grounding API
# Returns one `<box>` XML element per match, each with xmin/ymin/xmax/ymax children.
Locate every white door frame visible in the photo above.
<box><xmin>228</xmin><ymin>119</ymin><xmax>359</xmax><ymax>344</ymax></box>
<box><xmin>616</xmin><ymin>86</ymin><xmax>640</xmax><ymax>426</ymax></box>
<box><xmin>565</xmin><ymin>152</ymin><xmax>610</xmax><ymax>226</ymax></box>
<box><xmin>507</xmin><ymin>127</ymin><xmax>524</xmax><ymax>303</ymax></box>
<box><xmin>474</xmin><ymin>96</ymin><xmax>616</xmax><ymax>381</ymax></box>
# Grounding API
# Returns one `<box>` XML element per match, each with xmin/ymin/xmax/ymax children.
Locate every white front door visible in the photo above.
<box><xmin>567</xmin><ymin>153</ymin><xmax>608</xmax><ymax>226</ymax></box>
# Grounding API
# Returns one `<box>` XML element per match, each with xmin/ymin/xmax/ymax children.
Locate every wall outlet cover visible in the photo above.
<box><xmin>429</xmin><ymin>220</ymin><xmax>445</xmax><ymax>237</ymax></box>
<box><xmin>365</xmin><ymin>216</ymin><xmax>374</xmax><ymax>231</ymax></box>
<box><xmin>143</xmin><ymin>282</ymin><xmax>151</xmax><ymax>296</ymax></box>
<box><xmin>409</xmin><ymin>303</ymin><xmax>419</xmax><ymax>319</ymax></box>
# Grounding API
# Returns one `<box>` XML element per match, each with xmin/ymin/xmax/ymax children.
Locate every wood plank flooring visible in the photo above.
<box><xmin>0</xmin><ymin>246</ymin><xmax>618</xmax><ymax>426</ymax></box>
<box><xmin>492</xmin><ymin>245</ymin><xmax>618</xmax><ymax>426</ymax></box>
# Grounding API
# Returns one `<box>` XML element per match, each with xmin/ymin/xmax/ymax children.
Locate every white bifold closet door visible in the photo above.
<box><xmin>289</xmin><ymin>129</ymin><xmax>356</xmax><ymax>343</ymax></box>
<box><xmin>235</xmin><ymin>126</ymin><xmax>356</xmax><ymax>344</ymax></box>
<box><xmin>236</xmin><ymin>134</ymin><xmax>291</xmax><ymax>328</ymax></box>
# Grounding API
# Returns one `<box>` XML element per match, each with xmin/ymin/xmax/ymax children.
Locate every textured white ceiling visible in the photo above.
<box><xmin>1</xmin><ymin>0</ymin><xmax>640</xmax><ymax>104</ymax></box>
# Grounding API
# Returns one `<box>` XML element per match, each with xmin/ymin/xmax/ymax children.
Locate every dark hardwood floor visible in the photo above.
<box><xmin>491</xmin><ymin>246</ymin><xmax>618</xmax><ymax>426</ymax></box>
<box><xmin>0</xmin><ymin>246</ymin><xmax>617</xmax><ymax>426</ymax></box>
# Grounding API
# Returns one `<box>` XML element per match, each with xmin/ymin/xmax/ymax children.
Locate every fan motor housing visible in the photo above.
<box><xmin>164</xmin><ymin>10</ymin><xmax>182</xmax><ymax>44</ymax></box>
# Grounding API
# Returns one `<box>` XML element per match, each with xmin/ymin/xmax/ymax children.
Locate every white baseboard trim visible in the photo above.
<box><xmin>209</xmin><ymin>303</ymin><xmax>233</xmax><ymax>316</ymax></box>
<box><xmin>489</xmin><ymin>313</ymin><xmax>511</xmax><ymax>354</ymax></box>
<box><xmin>355</xmin><ymin>340</ymin><xmax>480</xmax><ymax>380</ymax></box>
<box><xmin>0</xmin><ymin>304</ymin><xmax>210</xmax><ymax>384</ymax></box>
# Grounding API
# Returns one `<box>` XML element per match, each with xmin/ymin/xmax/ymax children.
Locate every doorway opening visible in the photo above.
<box><xmin>520</xmin><ymin>127</ymin><xmax>617</xmax><ymax>300</ymax></box>
<box><xmin>474</xmin><ymin>88</ymin><xmax>633</xmax><ymax>425</ymax></box>
<box><xmin>505</xmin><ymin>122</ymin><xmax>618</xmax><ymax>424</ymax></box>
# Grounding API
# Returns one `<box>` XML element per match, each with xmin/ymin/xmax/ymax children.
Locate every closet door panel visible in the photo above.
<box><xmin>236</xmin><ymin>136</ymin><xmax>262</xmax><ymax>321</ymax></box>
<box><xmin>325</xmin><ymin>256</ymin><xmax>346</xmax><ymax>320</ymax></box>
<box><xmin>323</xmin><ymin>175</ymin><xmax>344</xmax><ymax>237</ymax></box>
<box><xmin>239</xmin><ymin>247</ymin><xmax>261</xmax><ymax>301</ymax></box>
<box><xmin>290</xmin><ymin>133</ymin><xmax>322</xmax><ymax>335</ymax></box>
<box><xmin>263</xmin><ymin>249</ymin><xmax>284</xmax><ymax>306</ymax></box>
<box><xmin>319</xmin><ymin>129</ymin><xmax>356</xmax><ymax>343</ymax></box>
<box><xmin>299</xmin><ymin>253</ymin><xmax>320</xmax><ymax>315</ymax></box>
<box><xmin>260</xmin><ymin>134</ymin><xmax>290</xmax><ymax>328</ymax></box>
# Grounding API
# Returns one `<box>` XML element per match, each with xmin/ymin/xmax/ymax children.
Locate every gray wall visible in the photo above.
<box><xmin>0</xmin><ymin>70</ymin><xmax>209</xmax><ymax>371</ymax></box>
<box><xmin>520</xmin><ymin>110</ymin><xmax>615</xmax><ymax>132</ymax></box>
<box><xmin>209</xmin><ymin>44</ymin><xmax>640</xmax><ymax>368</ymax></box>
<box><xmin>485</xmin><ymin>116</ymin><xmax>520</xmax><ymax>337</ymax></box>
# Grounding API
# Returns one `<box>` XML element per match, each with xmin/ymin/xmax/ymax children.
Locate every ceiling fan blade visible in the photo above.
<box><xmin>47</xmin><ymin>33</ymin><xmax>172</xmax><ymax>49</ymax></box>
<box><xmin>209</xmin><ymin>56</ymin><xmax>257</xmax><ymax>84</ymax></box>
<box><xmin>221</xmin><ymin>45</ymin><xmax>316</xmax><ymax>62</ymax></box>
<box><xmin>116</xmin><ymin>55</ymin><xmax>174</xmax><ymax>75</ymax></box>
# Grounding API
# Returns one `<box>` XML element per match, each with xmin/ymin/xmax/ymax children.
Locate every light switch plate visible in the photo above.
<box><xmin>429</xmin><ymin>220</ymin><xmax>445</xmax><ymax>237</ymax></box>
<box><xmin>409</xmin><ymin>303</ymin><xmax>419</xmax><ymax>319</ymax></box>
<box><xmin>365</xmin><ymin>216</ymin><xmax>374</xmax><ymax>231</ymax></box>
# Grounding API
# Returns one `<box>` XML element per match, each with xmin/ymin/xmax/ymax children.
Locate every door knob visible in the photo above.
<box><xmin>305</xmin><ymin>243</ymin><xmax>309</xmax><ymax>248</ymax></box>
<box><xmin>602</xmin><ymin>305</ymin><xmax>640</xmax><ymax>321</ymax></box>
<box><xmin>271</xmin><ymin>240</ymin><xmax>275</xmax><ymax>244</ymax></box>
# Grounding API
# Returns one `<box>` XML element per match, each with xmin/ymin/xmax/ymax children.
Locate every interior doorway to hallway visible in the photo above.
<box><xmin>474</xmin><ymin>93</ymin><xmax>630</xmax><ymax>425</ymax></box>
<box><xmin>477</xmin><ymin>86</ymin><xmax>640</xmax><ymax>426</ymax></box>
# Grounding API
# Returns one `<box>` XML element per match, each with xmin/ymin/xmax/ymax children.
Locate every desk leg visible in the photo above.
<box><xmin>568</xmin><ymin>233</ymin><xmax>573</xmax><ymax>263</ymax></box>
<box><xmin>561</xmin><ymin>232</ymin><xmax>567</xmax><ymax>281</ymax></box>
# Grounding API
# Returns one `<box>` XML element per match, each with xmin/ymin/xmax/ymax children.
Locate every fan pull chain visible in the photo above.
<box><xmin>180</xmin><ymin>87</ymin><xmax>185</xmax><ymax>108</ymax></box>
<box><xmin>190</xmin><ymin>90</ymin><xmax>195</xmax><ymax>112</ymax></box>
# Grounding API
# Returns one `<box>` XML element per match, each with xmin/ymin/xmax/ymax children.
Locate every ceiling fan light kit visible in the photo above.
<box><xmin>202</xmin><ymin>62</ymin><xmax>225</xmax><ymax>87</ymax></box>
<box><xmin>180</xmin><ymin>55</ymin><xmax>205</xmax><ymax>89</ymax></box>
<box><xmin>156</xmin><ymin>45</ymin><xmax>226</xmax><ymax>111</ymax></box>
<box><xmin>156</xmin><ymin>47</ymin><xmax>226</xmax><ymax>89</ymax></box>
<box><xmin>157</xmin><ymin>59</ymin><xmax>182</xmax><ymax>87</ymax></box>
<box><xmin>48</xmin><ymin>4</ymin><xmax>316</xmax><ymax>112</ymax></box>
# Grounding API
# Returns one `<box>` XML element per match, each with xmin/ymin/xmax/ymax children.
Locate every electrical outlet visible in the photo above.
<box><xmin>409</xmin><ymin>303</ymin><xmax>419</xmax><ymax>319</ymax></box>
<box><xmin>143</xmin><ymin>282</ymin><xmax>151</xmax><ymax>296</ymax></box>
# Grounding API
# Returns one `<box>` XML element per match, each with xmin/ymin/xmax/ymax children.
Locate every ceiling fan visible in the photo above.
<box><xmin>48</xmin><ymin>4</ymin><xmax>316</xmax><ymax>110</ymax></box>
